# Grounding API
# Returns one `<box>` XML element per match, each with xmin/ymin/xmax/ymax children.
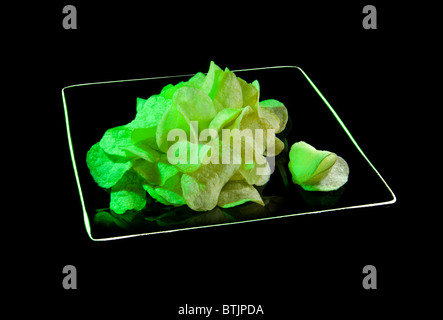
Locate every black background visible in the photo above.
<box><xmin>21</xmin><ymin>1</ymin><xmax>433</xmax><ymax>318</ymax></box>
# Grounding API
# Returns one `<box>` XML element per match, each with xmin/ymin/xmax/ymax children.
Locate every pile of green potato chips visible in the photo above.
<box><xmin>87</xmin><ymin>62</ymin><xmax>349</xmax><ymax>215</ymax></box>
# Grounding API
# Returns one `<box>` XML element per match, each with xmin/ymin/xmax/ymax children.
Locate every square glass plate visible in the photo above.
<box><xmin>62</xmin><ymin>66</ymin><xmax>396</xmax><ymax>241</ymax></box>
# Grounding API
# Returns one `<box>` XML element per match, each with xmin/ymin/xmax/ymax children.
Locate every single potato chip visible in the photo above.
<box><xmin>173</xmin><ymin>86</ymin><xmax>217</xmax><ymax>130</ymax></box>
<box><xmin>214</xmin><ymin>69</ymin><xmax>243</xmax><ymax>110</ymax></box>
<box><xmin>258</xmin><ymin>99</ymin><xmax>288</xmax><ymax>133</ymax></box>
<box><xmin>209</xmin><ymin>108</ymin><xmax>242</xmax><ymax>133</ymax></box>
<box><xmin>86</xmin><ymin>143</ymin><xmax>132</xmax><ymax>189</ymax></box>
<box><xmin>156</xmin><ymin>104</ymin><xmax>189</xmax><ymax>153</ymax></box>
<box><xmin>288</xmin><ymin>141</ymin><xmax>349</xmax><ymax>191</ymax></box>
<box><xmin>131</xmin><ymin>158</ymin><xmax>161</xmax><ymax>186</ymax></box>
<box><xmin>181</xmin><ymin>162</ymin><xmax>240</xmax><ymax>211</ymax></box>
<box><xmin>110</xmin><ymin>170</ymin><xmax>147</xmax><ymax>214</ymax></box>
<box><xmin>200</xmin><ymin>61</ymin><xmax>225</xmax><ymax>99</ymax></box>
<box><xmin>217</xmin><ymin>180</ymin><xmax>264</xmax><ymax>208</ymax></box>
<box><xmin>238</xmin><ymin>77</ymin><xmax>259</xmax><ymax>108</ymax></box>
<box><xmin>302</xmin><ymin>156</ymin><xmax>349</xmax><ymax>191</ymax></box>
<box><xmin>99</xmin><ymin>125</ymin><xmax>133</xmax><ymax>158</ymax></box>
<box><xmin>145</xmin><ymin>172</ymin><xmax>186</xmax><ymax>206</ymax></box>
<box><xmin>129</xmin><ymin>95</ymin><xmax>171</xmax><ymax>129</ymax></box>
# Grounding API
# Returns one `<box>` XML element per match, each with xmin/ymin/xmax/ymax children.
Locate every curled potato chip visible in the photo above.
<box><xmin>131</xmin><ymin>158</ymin><xmax>161</xmax><ymax>186</ymax></box>
<box><xmin>229</xmin><ymin>105</ymin><xmax>261</xmax><ymax>131</ymax></box>
<box><xmin>227</xmin><ymin>105</ymin><xmax>283</xmax><ymax>159</ymax></box>
<box><xmin>217</xmin><ymin>180</ymin><xmax>264</xmax><ymax>208</ymax></box>
<box><xmin>302</xmin><ymin>156</ymin><xmax>349</xmax><ymax>192</ymax></box>
<box><xmin>173</xmin><ymin>86</ymin><xmax>217</xmax><ymax>130</ymax></box>
<box><xmin>209</xmin><ymin>108</ymin><xmax>242</xmax><ymax>133</ymax></box>
<box><xmin>156</xmin><ymin>104</ymin><xmax>189</xmax><ymax>153</ymax></box>
<box><xmin>110</xmin><ymin>170</ymin><xmax>147</xmax><ymax>214</ymax></box>
<box><xmin>238</xmin><ymin>77</ymin><xmax>259</xmax><ymax>108</ymax></box>
<box><xmin>123</xmin><ymin>144</ymin><xmax>159</xmax><ymax>163</ymax></box>
<box><xmin>258</xmin><ymin>99</ymin><xmax>288</xmax><ymax>133</ymax></box>
<box><xmin>181</xmin><ymin>162</ymin><xmax>240</xmax><ymax>211</ymax></box>
<box><xmin>156</xmin><ymin>173</ymin><xmax>185</xmax><ymax>205</ymax></box>
<box><xmin>143</xmin><ymin>184</ymin><xmax>171</xmax><ymax>206</ymax></box>
<box><xmin>288</xmin><ymin>141</ymin><xmax>349</xmax><ymax>191</ymax></box>
<box><xmin>131</xmin><ymin>127</ymin><xmax>157</xmax><ymax>146</ymax></box>
<box><xmin>263</xmin><ymin>136</ymin><xmax>284</xmax><ymax>157</ymax></box>
<box><xmin>86</xmin><ymin>143</ymin><xmax>132</xmax><ymax>189</ymax></box>
<box><xmin>187</xmin><ymin>72</ymin><xmax>206</xmax><ymax>88</ymax></box>
<box><xmin>239</xmin><ymin>161</ymin><xmax>271</xmax><ymax>186</ymax></box>
<box><xmin>129</xmin><ymin>95</ymin><xmax>171</xmax><ymax>129</ymax></box>
<box><xmin>214</xmin><ymin>69</ymin><xmax>243</xmax><ymax>110</ymax></box>
<box><xmin>200</xmin><ymin>61</ymin><xmax>225</xmax><ymax>99</ymax></box>
<box><xmin>144</xmin><ymin>172</ymin><xmax>185</xmax><ymax>206</ymax></box>
<box><xmin>99</xmin><ymin>125</ymin><xmax>133</xmax><ymax>158</ymax></box>
<box><xmin>229</xmin><ymin>169</ymin><xmax>245</xmax><ymax>181</ymax></box>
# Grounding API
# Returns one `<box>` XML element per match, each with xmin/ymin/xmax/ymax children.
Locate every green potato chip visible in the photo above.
<box><xmin>159</xmin><ymin>81</ymin><xmax>191</xmax><ymax>100</ymax></box>
<box><xmin>136</xmin><ymin>97</ymin><xmax>147</xmax><ymax>113</ymax></box>
<box><xmin>238</xmin><ymin>77</ymin><xmax>259</xmax><ymax>108</ymax></box>
<box><xmin>152</xmin><ymin>173</ymin><xmax>186</xmax><ymax>206</ymax></box>
<box><xmin>288</xmin><ymin>141</ymin><xmax>349</xmax><ymax>191</ymax></box>
<box><xmin>86</xmin><ymin>143</ymin><xmax>132</xmax><ymax>189</ymax></box>
<box><xmin>123</xmin><ymin>144</ymin><xmax>160</xmax><ymax>163</ymax></box>
<box><xmin>131</xmin><ymin>127</ymin><xmax>157</xmax><ymax>145</ymax></box>
<box><xmin>187</xmin><ymin>72</ymin><xmax>206</xmax><ymax>88</ymax></box>
<box><xmin>229</xmin><ymin>169</ymin><xmax>245</xmax><ymax>181</ymax></box>
<box><xmin>227</xmin><ymin>105</ymin><xmax>281</xmax><ymax>159</ymax></box>
<box><xmin>208</xmin><ymin>108</ymin><xmax>242</xmax><ymax>133</ymax></box>
<box><xmin>258</xmin><ymin>99</ymin><xmax>288</xmax><ymax>133</ymax></box>
<box><xmin>99</xmin><ymin>125</ymin><xmax>133</xmax><ymax>158</ymax></box>
<box><xmin>251</xmin><ymin>79</ymin><xmax>260</xmax><ymax>92</ymax></box>
<box><xmin>143</xmin><ymin>184</ymin><xmax>171</xmax><ymax>206</ymax></box>
<box><xmin>229</xmin><ymin>105</ymin><xmax>273</xmax><ymax>132</ymax></box>
<box><xmin>302</xmin><ymin>156</ymin><xmax>349</xmax><ymax>192</ymax></box>
<box><xmin>238</xmin><ymin>155</ymin><xmax>271</xmax><ymax>186</ymax></box>
<box><xmin>157</xmin><ymin>161</ymin><xmax>179</xmax><ymax>186</ymax></box>
<box><xmin>156</xmin><ymin>103</ymin><xmax>189</xmax><ymax>153</ymax></box>
<box><xmin>181</xmin><ymin>162</ymin><xmax>241</xmax><ymax>211</ymax></box>
<box><xmin>217</xmin><ymin>180</ymin><xmax>264</xmax><ymax>208</ymax></box>
<box><xmin>214</xmin><ymin>69</ymin><xmax>243</xmax><ymax>110</ymax></box>
<box><xmin>264</xmin><ymin>137</ymin><xmax>284</xmax><ymax>157</ymax></box>
<box><xmin>173</xmin><ymin>86</ymin><xmax>217</xmax><ymax>130</ymax></box>
<box><xmin>131</xmin><ymin>158</ymin><xmax>161</xmax><ymax>185</ymax></box>
<box><xmin>200</xmin><ymin>61</ymin><xmax>225</xmax><ymax>99</ymax></box>
<box><xmin>129</xmin><ymin>126</ymin><xmax>160</xmax><ymax>159</ymax></box>
<box><xmin>129</xmin><ymin>95</ymin><xmax>171</xmax><ymax>129</ymax></box>
<box><xmin>288</xmin><ymin>141</ymin><xmax>337</xmax><ymax>185</ymax></box>
<box><xmin>110</xmin><ymin>170</ymin><xmax>147</xmax><ymax>214</ymax></box>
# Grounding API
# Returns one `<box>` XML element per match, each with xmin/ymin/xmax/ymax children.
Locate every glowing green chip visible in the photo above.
<box><xmin>217</xmin><ymin>180</ymin><xmax>264</xmax><ymax>208</ymax></box>
<box><xmin>288</xmin><ymin>141</ymin><xmax>349</xmax><ymax>191</ymax></box>
<box><xmin>86</xmin><ymin>143</ymin><xmax>131</xmax><ymax>189</ymax></box>
<box><xmin>110</xmin><ymin>170</ymin><xmax>147</xmax><ymax>214</ymax></box>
